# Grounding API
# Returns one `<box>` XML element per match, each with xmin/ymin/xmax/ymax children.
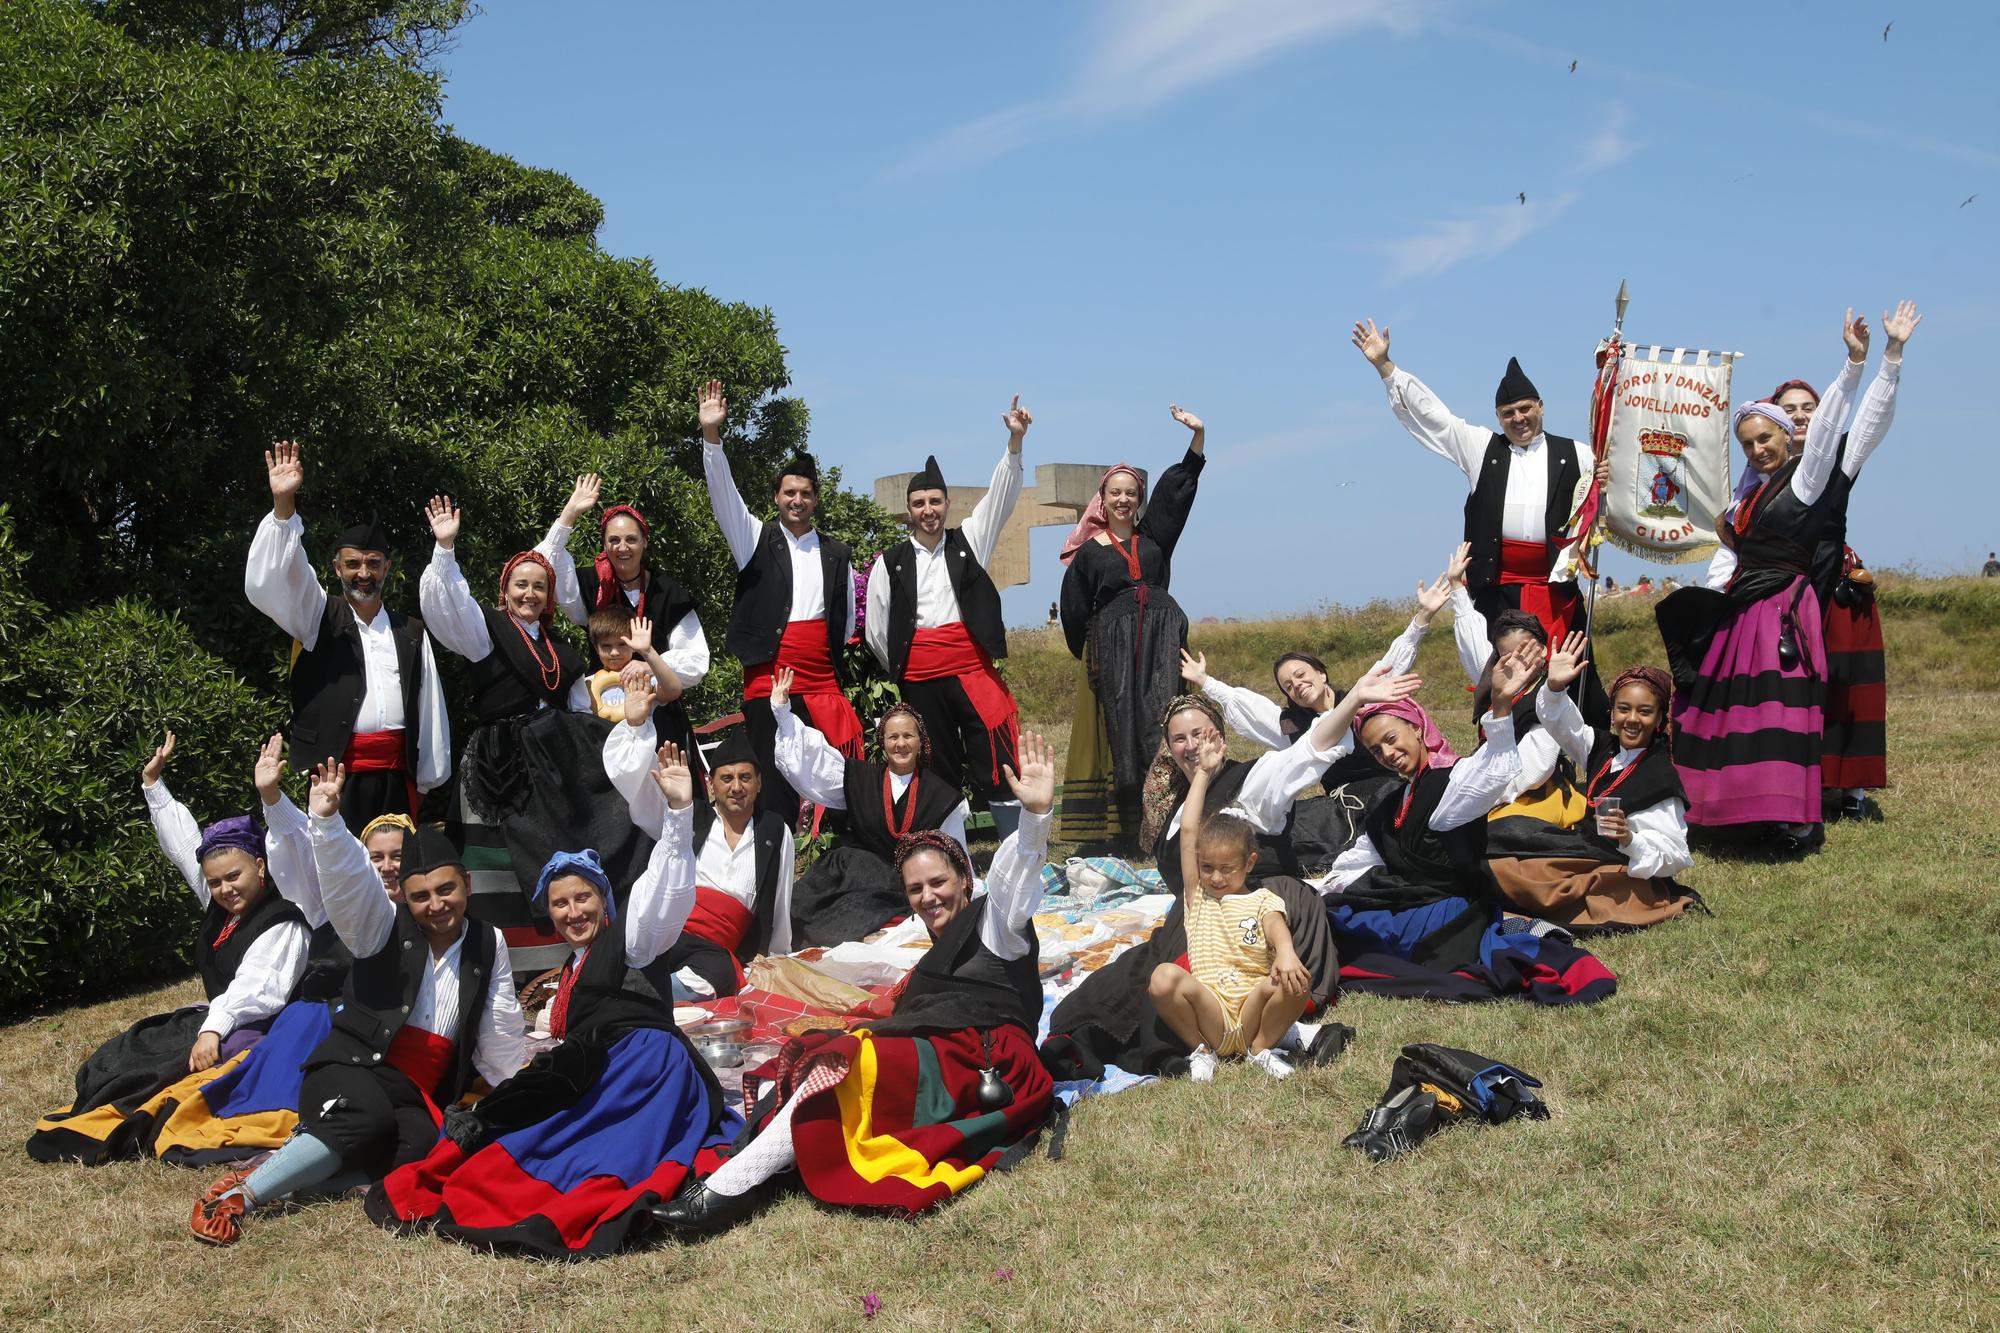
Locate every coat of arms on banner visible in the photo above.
<box><xmin>1638</xmin><ymin>428</ymin><xmax>1689</xmax><ymax>520</ymax></box>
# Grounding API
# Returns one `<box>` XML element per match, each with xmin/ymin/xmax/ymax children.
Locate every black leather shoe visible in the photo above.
<box><xmin>1773</xmin><ymin>823</ymin><xmax>1825</xmax><ymax>858</ymax></box>
<box><xmin>1302</xmin><ymin>1023</ymin><xmax>1355</xmax><ymax>1068</ymax></box>
<box><xmin>1842</xmin><ymin>794</ymin><xmax>1883</xmax><ymax>823</ymax></box>
<box><xmin>650</xmin><ymin>1178</ymin><xmax>771</xmax><ymax>1235</ymax></box>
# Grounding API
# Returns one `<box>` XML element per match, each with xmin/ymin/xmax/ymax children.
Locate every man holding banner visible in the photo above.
<box><xmin>1351</xmin><ymin>319</ymin><xmax>1603</xmax><ymax>714</ymax></box>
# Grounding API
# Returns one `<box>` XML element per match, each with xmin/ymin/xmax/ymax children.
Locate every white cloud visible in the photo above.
<box><xmin>887</xmin><ymin>0</ymin><xmax>1433</xmax><ymax>179</ymax></box>
<box><xmin>1376</xmin><ymin>192</ymin><xmax>1579</xmax><ymax>282</ymax></box>
<box><xmin>1578</xmin><ymin>103</ymin><xmax>1635</xmax><ymax>172</ymax></box>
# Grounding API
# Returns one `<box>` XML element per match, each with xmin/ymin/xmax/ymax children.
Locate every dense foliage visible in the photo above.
<box><xmin>0</xmin><ymin>0</ymin><xmax>896</xmax><ymax>1007</ymax></box>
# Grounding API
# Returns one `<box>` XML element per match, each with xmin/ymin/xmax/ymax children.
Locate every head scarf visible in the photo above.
<box><xmin>1058</xmin><ymin>463</ymin><xmax>1149</xmax><ymax>566</ymax></box>
<box><xmin>1765</xmin><ymin>378</ymin><xmax>1819</xmax><ymax>406</ymax></box>
<box><xmin>1726</xmin><ymin>401</ymin><xmax>1798</xmax><ymax>514</ymax></box>
<box><xmin>1138</xmin><ymin>693</ymin><xmax>1225</xmax><ymax>853</ymax></box>
<box><xmin>592</xmin><ymin>504</ymin><xmax>650</xmax><ymax>610</ymax></box>
<box><xmin>1352</xmin><ymin>698</ymin><xmax>1459</xmax><ymax>773</ymax></box>
<box><xmin>876</xmin><ymin>701</ymin><xmax>933</xmax><ymax>769</ymax></box>
<box><xmin>496</xmin><ymin>549</ymin><xmax>558</xmax><ymax>632</ymax></box>
<box><xmin>532</xmin><ymin>848</ymin><xmax>616</xmax><ymax>922</ymax></box>
<box><xmin>1607</xmin><ymin>664</ymin><xmax>1675</xmax><ymax>752</ymax></box>
<box><xmin>197</xmin><ymin>812</ymin><xmax>267</xmax><ymax>865</ymax></box>
<box><xmin>891</xmin><ymin>829</ymin><xmax>973</xmax><ymax>891</ymax></box>
<box><xmin>358</xmin><ymin>812</ymin><xmax>416</xmax><ymax>845</ymax></box>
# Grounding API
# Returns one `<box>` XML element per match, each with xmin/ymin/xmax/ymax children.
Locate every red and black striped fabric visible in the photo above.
<box><xmin>1821</xmin><ymin>596</ymin><xmax>1886</xmax><ymax>790</ymax></box>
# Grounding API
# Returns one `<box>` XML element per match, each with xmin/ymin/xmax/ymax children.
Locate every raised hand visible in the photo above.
<box><xmin>1179</xmin><ymin>648</ymin><xmax>1209</xmax><ymax>690</ymax></box>
<box><xmin>1491</xmin><ymin>641</ymin><xmax>1547</xmax><ymax>704</ymax></box>
<box><xmin>559</xmin><ymin>473</ymin><xmax>602</xmax><ymax>527</ymax></box>
<box><xmin>265</xmin><ymin>441</ymin><xmax>304</xmax><ymax>519</ymax></box>
<box><xmin>1841</xmin><ymin>307</ymin><xmax>1871</xmax><ymax>363</ymax></box>
<box><xmin>1001</xmin><ymin>729</ymin><xmax>1058</xmax><ymax>816</ymax></box>
<box><xmin>1414</xmin><ymin>571</ymin><xmax>1453</xmax><ymax>624</ymax></box>
<box><xmin>1168</xmin><ymin>404</ymin><xmax>1204</xmax><ymax>435</ymax></box>
<box><xmin>1350</xmin><ymin>317</ymin><xmax>1392</xmax><ymax>370</ymax></box>
<box><xmin>1001</xmin><ymin>394</ymin><xmax>1033</xmax><ymax>442</ymax></box>
<box><xmin>1444</xmin><ymin>540</ymin><xmax>1472</xmax><ymax>587</ymax></box>
<box><xmin>1350</xmin><ymin>664</ymin><xmax>1423</xmax><ymax>707</ymax></box>
<box><xmin>768</xmin><ymin>665</ymin><xmax>794</xmax><ymax>710</ymax></box>
<box><xmin>1882</xmin><ymin>300</ymin><xmax>1922</xmax><ymax>356</ymax></box>
<box><xmin>698</xmin><ymin>379</ymin><xmax>727</xmax><ymax>442</ymax></box>
<box><xmin>1195</xmin><ymin>731</ymin><xmax>1228</xmax><ymax>779</ymax></box>
<box><xmin>142</xmin><ymin>731</ymin><xmax>177</xmax><ymax>786</ymax></box>
<box><xmin>622</xmin><ymin>666</ymin><xmax>657</xmax><ymax>726</ymax></box>
<box><xmin>253</xmin><ymin>733</ymin><xmax>286</xmax><ymax>805</ymax></box>
<box><xmin>425</xmin><ymin>495</ymin><xmax>461</xmax><ymax>550</ymax></box>
<box><xmin>1545</xmin><ymin>630</ymin><xmax>1589</xmax><ymax>692</ymax></box>
<box><xmin>624</xmin><ymin>614</ymin><xmax>654</xmax><ymax>652</ymax></box>
<box><xmin>309</xmin><ymin>760</ymin><xmax>347</xmax><ymax>818</ymax></box>
<box><xmin>652</xmin><ymin>741</ymin><xmax>695</xmax><ymax>810</ymax></box>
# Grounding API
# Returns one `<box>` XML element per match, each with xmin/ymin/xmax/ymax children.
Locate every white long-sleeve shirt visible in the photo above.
<box><xmin>243</xmin><ymin>512</ymin><xmax>450</xmax><ymax>791</ymax></box>
<box><xmin>1198</xmin><ymin>617</ymin><xmax>1430</xmax><ymax>753</ymax></box>
<box><xmin>1161</xmin><ymin>724</ymin><xmax>1347</xmax><ymax>844</ymax></box>
<box><xmin>1534</xmin><ymin>685</ymin><xmax>1692</xmax><ymax>881</ymax></box>
<box><xmin>1438</xmin><ymin>586</ymin><xmax>1560</xmax><ymax>804</ymax></box>
<box><xmin>1320</xmin><ymin>711</ymin><xmax>1526</xmax><ymax>893</ymax></box>
<box><xmin>616</xmin><ymin>801</ymin><xmax>699</xmax><ymax>971</ymax></box>
<box><xmin>144</xmin><ymin>779</ymin><xmax>310</xmax><ymax>1038</ymax></box>
<box><xmin>1383</xmin><ymin>367</ymin><xmax>1591</xmax><ymax>581</ymax></box>
<box><xmin>603</xmin><ymin>718</ymin><xmax>798</xmax><ymax>956</ymax></box>
<box><xmin>260</xmin><ymin>790</ymin><xmax>329</xmax><ymax>930</ymax></box>
<box><xmin>773</xmin><ymin>701</ymin><xmax>969</xmax><ymax>856</ymax></box>
<box><xmin>702</xmin><ymin>441</ymin><xmax>856</xmax><ymax>639</ymax></box>
<box><xmin>536</xmin><ymin>521</ymin><xmax>711</xmax><ymax>688</ymax></box>
<box><xmin>975</xmin><ymin>807</ymin><xmax>1051</xmax><ymax>962</ymax></box>
<box><xmin>865</xmin><ymin>447</ymin><xmax>1024</xmax><ymax>671</ymax></box>
<box><xmin>1705</xmin><ymin>355</ymin><xmax>1902</xmax><ymax>589</ymax></box>
<box><xmin>306</xmin><ymin>810</ymin><xmax>525</xmax><ymax>1087</ymax></box>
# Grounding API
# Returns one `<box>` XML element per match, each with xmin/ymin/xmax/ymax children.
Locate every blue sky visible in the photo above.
<box><xmin>440</xmin><ymin>1</ymin><xmax>1998</xmax><ymax>625</ymax></box>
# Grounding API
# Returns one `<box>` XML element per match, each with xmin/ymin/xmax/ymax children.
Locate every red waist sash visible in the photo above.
<box><xmin>686</xmin><ymin>887</ymin><xmax>755</xmax><ymax>987</ymax></box>
<box><xmin>343</xmin><ymin>728</ymin><xmax>418</xmax><ymax>818</ymax></box>
<box><xmin>1495</xmin><ymin>539</ymin><xmax>1581</xmax><ymax>649</ymax></box>
<box><xmin>905</xmin><ymin>624</ymin><xmax>1020</xmax><ymax>785</ymax></box>
<box><xmin>744</xmin><ymin>620</ymin><xmax>862</xmax><ymax>756</ymax></box>
<box><xmin>385</xmin><ymin>1025</ymin><xmax>457</xmax><ymax>1126</ymax></box>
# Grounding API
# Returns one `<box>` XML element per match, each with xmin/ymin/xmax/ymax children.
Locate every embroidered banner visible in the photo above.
<box><xmin>1598</xmin><ymin>345</ymin><xmax>1739</xmax><ymax>564</ymax></box>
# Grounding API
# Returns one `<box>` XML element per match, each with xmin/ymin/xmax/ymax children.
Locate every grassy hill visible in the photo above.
<box><xmin>4</xmin><ymin>578</ymin><xmax>1998</xmax><ymax>1329</ymax></box>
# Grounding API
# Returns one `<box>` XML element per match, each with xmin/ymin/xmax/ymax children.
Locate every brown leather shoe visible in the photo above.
<box><xmin>191</xmin><ymin>1191</ymin><xmax>248</xmax><ymax>1246</ymax></box>
<box><xmin>200</xmin><ymin>1167</ymin><xmax>254</xmax><ymax>1205</ymax></box>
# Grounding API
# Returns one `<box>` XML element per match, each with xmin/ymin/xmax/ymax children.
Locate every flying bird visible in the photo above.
<box><xmin>1882</xmin><ymin>21</ymin><xmax>1892</xmax><ymax>41</ymax></box>
<box><xmin>1518</xmin><ymin>191</ymin><xmax>1527</xmax><ymax>205</ymax></box>
<box><xmin>1569</xmin><ymin>59</ymin><xmax>1578</xmax><ymax>73</ymax></box>
<box><xmin>1963</xmin><ymin>194</ymin><xmax>1978</xmax><ymax>208</ymax></box>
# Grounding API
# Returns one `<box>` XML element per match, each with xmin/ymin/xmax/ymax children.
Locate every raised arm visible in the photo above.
<box><xmin>1447</xmin><ymin>584</ymin><xmax>1490</xmax><ymax>685</ymax></box>
<box><xmin>623</xmin><ymin>743</ymin><xmax>702</xmax><ymax>970</ymax></box>
<box><xmin>255</xmin><ymin>733</ymin><xmax>329</xmax><ymax>929</ymax></box>
<box><xmin>304</xmin><ymin>762</ymin><xmax>396</xmax><ymax>957</ymax></box>
<box><xmin>140</xmin><ymin>733</ymin><xmax>205</xmax><ymax>903</ymax></box>
<box><xmin>1431</xmin><ymin>648</ymin><xmax>1541</xmax><ymax>831</ymax></box>
<box><xmin>1305</xmin><ymin>664</ymin><xmax>1425</xmax><ymax>755</ymax></box>
<box><xmin>1137</xmin><ymin>412</ymin><xmax>1208</xmax><ymax>558</ymax></box>
<box><xmin>1792</xmin><ymin>311</ymin><xmax>1868</xmax><ymax>506</ymax></box>
<box><xmin>538</xmin><ymin>473</ymin><xmax>598</xmax><ymax>627</ymax></box>
<box><xmin>1184</xmin><ymin>650</ymin><xmax>1288</xmax><ymax>750</ymax></box>
<box><xmin>1840</xmin><ymin>300</ymin><xmax>1918</xmax><ymax>481</ymax></box>
<box><xmin>697</xmin><ymin>380</ymin><xmax>760</xmax><ymax>569</ymax></box>
<box><xmin>770</xmin><ymin>670</ymin><xmax>851</xmax><ymax>809</ymax></box>
<box><xmin>416</xmin><ymin>496</ymin><xmax>495</xmax><ymax>662</ymax></box>
<box><xmin>604</xmin><ymin>710</ymin><xmax>664</xmax><ymax>835</ymax></box>
<box><xmin>1535</xmin><ymin>632</ymin><xmax>1595</xmax><ymax>770</ymax></box>
<box><xmin>244</xmin><ymin>442</ymin><xmax>331</xmax><ymax>646</ymax></box>
<box><xmin>959</xmin><ymin>397</ymin><xmax>1030</xmax><ymax>566</ymax></box>
<box><xmin>657</xmin><ymin>608</ymin><xmax>711</xmax><ymax>689</ymax></box>
<box><xmin>979</xmin><ymin>732</ymin><xmax>1056</xmax><ymax>961</ymax></box>
<box><xmin>1179</xmin><ymin>743</ymin><xmax>1221</xmax><ymax>889</ymax></box>
<box><xmin>1352</xmin><ymin>318</ymin><xmax>1487</xmax><ymax>483</ymax></box>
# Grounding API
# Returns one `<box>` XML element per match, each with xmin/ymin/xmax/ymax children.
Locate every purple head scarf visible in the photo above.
<box><xmin>1727</xmin><ymin>401</ymin><xmax>1798</xmax><ymax>512</ymax></box>
<box><xmin>196</xmin><ymin>813</ymin><xmax>267</xmax><ymax>865</ymax></box>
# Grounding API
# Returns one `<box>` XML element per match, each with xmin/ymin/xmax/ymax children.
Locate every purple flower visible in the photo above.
<box><xmin>861</xmin><ymin>1292</ymin><xmax>882</xmax><ymax>1319</ymax></box>
<box><xmin>995</xmin><ymin>1267</ymin><xmax>1016</xmax><ymax>1282</ymax></box>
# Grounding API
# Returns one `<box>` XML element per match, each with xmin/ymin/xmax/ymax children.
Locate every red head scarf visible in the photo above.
<box><xmin>1765</xmin><ymin>378</ymin><xmax>1819</xmax><ymax>405</ymax></box>
<box><xmin>1058</xmin><ymin>464</ymin><xmax>1148</xmax><ymax>566</ymax></box>
<box><xmin>593</xmin><ymin>504</ymin><xmax>650</xmax><ymax>610</ymax></box>
<box><xmin>496</xmin><ymin>550</ymin><xmax>558</xmax><ymax>633</ymax></box>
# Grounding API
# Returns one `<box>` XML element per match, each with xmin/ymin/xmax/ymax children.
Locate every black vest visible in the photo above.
<box><xmin>869</xmin><ymin>898</ymin><xmax>1042</xmax><ymax>1037</ymax></box>
<box><xmin>560</xmin><ymin>918</ymin><xmax>673</xmax><ymax>1042</ymax></box>
<box><xmin>840</xmin><ymin>762</ymin><xmax>962</xmax><ymax>859</ymax></box>
<box><xmin>723</xmin><ymin>520</ymin><xmax>851</xmax><ymax>676</ymax></box>
<box><xmin>692</xmin><ymin>804</ymin><xmax>791</xmax><ymax>961</ymax></box>
<box><xmin>1718</xmin><ymin>455</ymin><xmax>1841</xmax><ymax>582</ymax></box>
<box><xmin>298</xmin><ymin>921</ymin><xmax>354</xmax><ymax>1004</ymax></box>
<box><xmin>880</xmin><ymin>531</ymin><xmax>1008</xmax><ymax>677</ymax></box>
<box><xmin>1580</xmin><ymin>734</ymin><xmax>1685</xmax><ymax>859</ymax></box>
<box><xmin>288</xmin><ymin>596</ymin><xmax>430</xmax><ymax>772</ymax></box>
<box><xmin>464</xmin><ymin>608</ymin><xmax>587</xmax><ymax>725</ymax></box>
<box><xmin>1463</xmin><ymin>433</ymin><xmax>1582</xmax><ymax>594</ymax></box>
<box><xmin>194</xmin><ymin>889</ymin><xmax>306</xmax><ymax>1000</ymax></box>
<box><xmin>575</xmin><ymin>563</ymin><xmax>701</xmax><ymax>671</ymax></box>
<box><xmin>1364</xmin><ymin>767</ymin><xmax>1487</xmax><ymax>894</ymax></box>
<box><xmin>306</xmin><ymin>914</ymin><xmax>498</xmax><ymax>1105</ymax></box>
<box><xmin>1808</xmin><ymin>435</ymin><xmax>1857</xmax><ymax>606</ymax></box>
<box><xmin>1157</xmin><ymin>760</ymin><xmax>1302</xmax><ymax>896</ymax></box>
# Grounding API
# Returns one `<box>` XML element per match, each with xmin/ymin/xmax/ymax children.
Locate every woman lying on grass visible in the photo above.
<box><xmin>651</xmin><ymin>733</ymin><xmax>1062</xmax><ymax>1234</ymax></box>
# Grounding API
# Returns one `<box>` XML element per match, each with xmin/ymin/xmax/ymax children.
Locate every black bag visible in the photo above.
<box><xmin>1342</xmin><ymin>1042</ymin><xmax>1549</xmax><ymax>1163</ymax></box>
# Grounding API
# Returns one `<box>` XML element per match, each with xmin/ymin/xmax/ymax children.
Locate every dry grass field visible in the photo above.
<box><xmin>5</xmin><ymin>578</ymin><xmax>1998</xmax><ymax>1331</ymax></box>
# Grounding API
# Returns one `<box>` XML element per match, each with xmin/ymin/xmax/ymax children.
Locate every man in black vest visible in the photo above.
<box><xmin>1352</xmin><ymin>319</ymin><xmax>1606</xmax><ymax>712</ymax></box>
<box><xmin>190</xmin><ymin>762</ymin><xmax>524</xmax><ymax>1246</ymax></box>
<box><xmin>244</xmin><ymin>441</ymin><xmax>450</xmax><ymax>834</ymax></box>
<box><xmin>698</xmin><ymin>380</ymin><xmax>862</xmax><ymax>825</ymax></box>
<box><xmin>864</xmin><ymin>397</ymin><xmax>1031</xmax><ymax>840</ymax></box>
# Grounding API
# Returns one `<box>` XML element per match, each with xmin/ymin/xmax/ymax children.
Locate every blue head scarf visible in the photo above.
<box><xmin>532</xmin><ymin>848</ymin><xmax>616</xmax><ymax>922</ymax></box>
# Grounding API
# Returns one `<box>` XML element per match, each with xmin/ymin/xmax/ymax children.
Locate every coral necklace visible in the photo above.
<box><xmin>510</xmin><ymin>617</ymin><xmax>563</xmax><ymax>694</ymax></box>
<box><xmin>883</xmin><ymin>769</ymin><xmax>920</xmax><ymax>839</ymax></box>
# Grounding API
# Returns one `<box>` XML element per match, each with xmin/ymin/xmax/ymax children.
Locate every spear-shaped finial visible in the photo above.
<box><xmin>1614</xmin><ymin>279</ymin><xmax>1630</xmax><ymax>336</ymax></box>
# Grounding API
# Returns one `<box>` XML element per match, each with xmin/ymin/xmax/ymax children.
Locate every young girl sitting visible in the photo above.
<box><xmin>1147</xmin><ymin>735</ymin><xmax>1313</xmax><ymax>1082</ymax></box>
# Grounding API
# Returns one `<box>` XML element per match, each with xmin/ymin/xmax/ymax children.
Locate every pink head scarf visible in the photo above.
<box><xmin>1058</xmin><ymin>463</ymin><xmax>1148</xmax><ymax>566</ymax></box>
<box><xmin>1352</xmin><ymin>698</ymin><xmax>1459</xmax><ymax>770</ymax></box>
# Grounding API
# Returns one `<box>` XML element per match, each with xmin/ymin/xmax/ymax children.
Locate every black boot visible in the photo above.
<box><xmin>650</xmin><ymin>1176</ymin><xmax>778</xmax><ymax>1235</ymax></box>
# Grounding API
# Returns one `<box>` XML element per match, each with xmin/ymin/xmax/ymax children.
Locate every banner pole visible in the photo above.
<box><xmin>1585</xmin><ymin>279</ymin><xmax>1629</xmax><ymax>642</ymax></box>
